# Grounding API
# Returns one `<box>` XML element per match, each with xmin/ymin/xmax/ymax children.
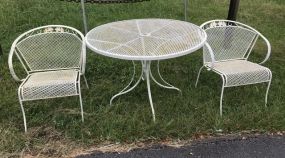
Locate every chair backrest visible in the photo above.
<box><xmin>10</xmin><ymin>25</ymin><xmax>86</xmax><ymax>75</ymax></box>
<box><xmin>200</xmin><ymin>20</ymin><xmax>259</xmax><ymax>64</ymax></box>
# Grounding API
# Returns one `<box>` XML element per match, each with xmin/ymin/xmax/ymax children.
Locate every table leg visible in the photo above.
<box><xmin>110</xmin><ymin>61</ymin><xmax>143</xmax><ymax>105</ymax></box>
<box><xmin>150</xmin><ymin>61</ymin><xmax>181</xmax><ymax>93</ymax></box>
<box><xmin>111</xmin><ymin>60</ymin><xmax>179</xmax><ymax>122</ymax></box>
<box><xmin>142</xmin><ymin>61</ymin><xmax>156</xmax><ymax>122</ymax></box>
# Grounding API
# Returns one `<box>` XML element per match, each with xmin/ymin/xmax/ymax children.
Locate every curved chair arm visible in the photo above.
<box><xmin>258</xmin><ymin>33</ymin><xmax>271</xmax><ymax>65</ymax></box>
<box><xmin>8</xmin><ymin>45</ymin><xmax>23</xmax><ymax>82</ymax></box>
<box><xmin>204</xmin><ymin>42</ymin><xmax>215</xmax><ymax>70</ymax></box>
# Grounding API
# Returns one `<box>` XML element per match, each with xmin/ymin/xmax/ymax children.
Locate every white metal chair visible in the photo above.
<box><xmin>8</xmin><ymin>25</ymin><xmax>88</xmax><ymax>132</ymax></box>
<box><xmin>196</xmin><ymin>20</ymin><xmax>272</xmax><ymax>116</ymax></box>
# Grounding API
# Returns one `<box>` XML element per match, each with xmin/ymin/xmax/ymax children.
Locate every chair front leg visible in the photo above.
<box><xmin>78</xmin><ymin>77</ymin><xmax>84</xmax><ymax>122</ymax></box>
<box><xmin>265</xmin><ymin>81</ymin><xmax>271</xmax><ymax>107</ymax></box>
<box><xmin>265</xmin><ymin>72</ymin><xmax>272</xmax><ymax>107</ymax></box>
<box><xmin>18</xmin><ymin>88</ymin><xmax>27</xmax><ymax>132</ymax></box>
<box><xmin>220</xmin><ymin>75</ymin><xmax>226</xmax><ymax>117</ymax></box>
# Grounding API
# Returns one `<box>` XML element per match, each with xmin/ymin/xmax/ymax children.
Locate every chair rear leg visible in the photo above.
<box><xmin>83</xmin><ymin>75</ymin><xmax>89</xmax><ymax>89</ymax></box>
<box><xmin>195</xmin><ymin>66</ymin><xmax>204</xmax><ymax>87</ymax></box>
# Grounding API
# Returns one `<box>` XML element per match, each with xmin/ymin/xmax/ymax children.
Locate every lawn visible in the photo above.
<box><xmin>0</xmin><ymin>0</ymin><xmax>284</xmax><ymax>157</ymax></box>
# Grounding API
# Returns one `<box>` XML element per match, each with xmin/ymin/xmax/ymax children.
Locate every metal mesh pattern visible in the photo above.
<box><xmin>207</xmin><ymin>60</ymin><xmax>271</xmax><ymax>87</ymax></box>
<box><xmin>9</xmin><ymin>25</ymin><xmax>86</xmax><ymax>131</ymax></box>
<box><xmin>201</xmin><ymin>20</ymin><xmax>272</xmax><ymax>87</ymax></box>
<box><xmin>86</xmin><ymin>19</ymin><xmax>206</xmax><ymax>60</ymax></box>
<box><xmin>16</xmin><ymin>33</ymin><xmax>82</xmax><ymax>72</ymax></box>
<box><xmin>20</xmin><ymin>70</ymin><xmax>79</xmax><ymax>101</ymax></box>
<box><xmin>197</xmin><ymin>20</ymin><xmax>272</xmax><ymax>116</ymax></box>
<box><xmin>203</xmin><ymin>25</ymin><xmax>257</xmax><ymax>63</ymax></box>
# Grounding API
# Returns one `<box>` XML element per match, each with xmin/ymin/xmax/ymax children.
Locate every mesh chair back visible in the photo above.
<box><xmin>12</xmin><ymin>26</ymin><xmax>85</xmax><ymax>73</ymax></box>
<box><xmin>201</xmin><ymin>20</ymin><xmax>258</xmax><ymax>63</ymax></box>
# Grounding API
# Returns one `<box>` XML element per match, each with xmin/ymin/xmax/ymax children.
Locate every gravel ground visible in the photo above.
<box><xmin>77</xmin><ymin>135</ymin><xmax>285</xmax><ymax>158</ymax></box>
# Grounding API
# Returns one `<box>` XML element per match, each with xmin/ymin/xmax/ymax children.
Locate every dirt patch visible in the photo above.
<box><xmin>68</xmin><ymin>139</ymin><xmax>190</xmax><ymax>158</ymax></box>
<box><xmin>5</xmin><ymin>126</ymin><xmax>80</xmax><ymax>158</ymax></box>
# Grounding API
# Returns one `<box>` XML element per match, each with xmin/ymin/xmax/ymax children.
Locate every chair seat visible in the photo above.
<box><xmin>20</xmin><ymin>70</ymin><xmax>80</xmax><ymax>101</ymax></box>
<box><xmin>206</xmin><ymin>60</ymin><xmax>271</xmax><ymax>87</ymax></box>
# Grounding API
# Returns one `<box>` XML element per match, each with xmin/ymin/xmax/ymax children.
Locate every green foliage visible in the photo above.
<box><xmin>0</xmin><ymin>0</ymin><xmax>284</xmax><ymax>156</ymax></box>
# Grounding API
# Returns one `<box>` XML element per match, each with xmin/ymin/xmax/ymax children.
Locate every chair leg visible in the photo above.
<box><xmin>78</xmin><ymin>81</ymin><xmax>84</xmax><ymax>122</ymax></box>
<box><xmin>220</xmin><ymin>85</ymin><xmax>225</xmax><ymax>117</ymax></box>
<box><xmin>195</xmin><ymin>66</ymin><xmax>204</xmax><ymax>87</ymax></box>
<box><xmin>18</xmin><ymin>87</ymin><xmax>27</xmax><ymax>132</ymax></box>
<box><xmin>220</xmin><ymin>75</ymin><xmax>226</xmax><ymax>117</ymax></box>
<box><xmin>83</xmin><ymin>75</ymin><xmax>89</xmax><ymax>89</ymax></box>
<box><xmin>265</xmin><ymin>80</ymin><xmax>271</xmax><ymax>107</ymax></box>
<box><xmin>19</xmin><ymin>100</ymin><xmax>27</xmax><ymax>132</ymax></box>
<box><xmin>79</xmin><ymin>94</ymin><xmax>84</xmax><ymax>122</ymax></box>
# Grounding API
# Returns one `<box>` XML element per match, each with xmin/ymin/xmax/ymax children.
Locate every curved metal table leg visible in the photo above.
<box><xmin>142</xmin><ymin>61</ymin><xmax>156</xmax><ymax>122</ymax></box>
<box><xmin>143</xmin><ymin>61</ymin><xmax>155</xmax><ymax>122</ymax></box>
<box><xmin>110</xmin><ymin>61</ymin><xmax>143</xmax><ymax>105</ymax></box>
<box><xmin>150</xmin><ymin>61</ymin><xmax>181</xmax><ymax>93</ymax></box>
<box><xmin>111</xmin><ymin>60</ymin><xmax>180</xmax><ymax>122</ymax></box>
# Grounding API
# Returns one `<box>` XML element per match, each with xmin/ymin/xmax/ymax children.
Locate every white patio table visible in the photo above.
<box><xmin>86</xmin><ymin>19</ymin><xmax>207</xmax><ymax>122</ymax></box>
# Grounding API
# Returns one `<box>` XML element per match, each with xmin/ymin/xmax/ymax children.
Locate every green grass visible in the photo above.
<box><xmin>0</xmin><ymin>0</ymin><xmax>284</xmax><ymax>157</ymax></box>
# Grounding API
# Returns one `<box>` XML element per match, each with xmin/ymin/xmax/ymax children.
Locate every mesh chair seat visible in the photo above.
<box><xmin>20</xmin><ymin>70</ymin><xmax>79</xmax><ymax>101</ymax></box>
<box><xmin>206</xmin><ymin>60</ymin><xmax>271</xmax><ymax>87</ymax></box>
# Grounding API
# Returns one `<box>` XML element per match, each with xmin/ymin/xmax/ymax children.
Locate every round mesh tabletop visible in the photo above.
<box><xmin>86</xmin><ymin>19</ymin><xmax>207</xmax><ymax>60</ymax></box>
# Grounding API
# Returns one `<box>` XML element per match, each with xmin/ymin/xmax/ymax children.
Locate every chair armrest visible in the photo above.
<box><xmin>204</xmin><ymin>42</ymin><xmax>215</xmax><ymax>69</ymax></box>
<box><xmin>258</xmin><ymin>34</ymin><xmax>271</xmax><ymax>65</ymax></box>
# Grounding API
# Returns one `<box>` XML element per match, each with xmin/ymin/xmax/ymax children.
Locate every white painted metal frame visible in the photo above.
<box><xmin>79</xmin><ymin>2</ymin><xmax>189</xmax><ymax>120</ymax></box>
<box><xmin>86</xmin><ymin>19</ymin><xmax>207</xmax><ymax>61</ymax></box>
<box><xmin>110</xmin><ymin>60</ymin><xmax>181</xmax><ymax>122</ymax></box>
<box><xmin>86</xmin><ymin>19</ymin><xmax>207</xmax><ymax>121</ymax></box>
<box><xmin>195</xmin><ymin>20</ymin><xmax>272</xmax><ymax>116</ymax></box>
<box><xmin>8</xmin><ymin>25</ymin><xmax>88</xmax><ymax>132</ymax></box>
